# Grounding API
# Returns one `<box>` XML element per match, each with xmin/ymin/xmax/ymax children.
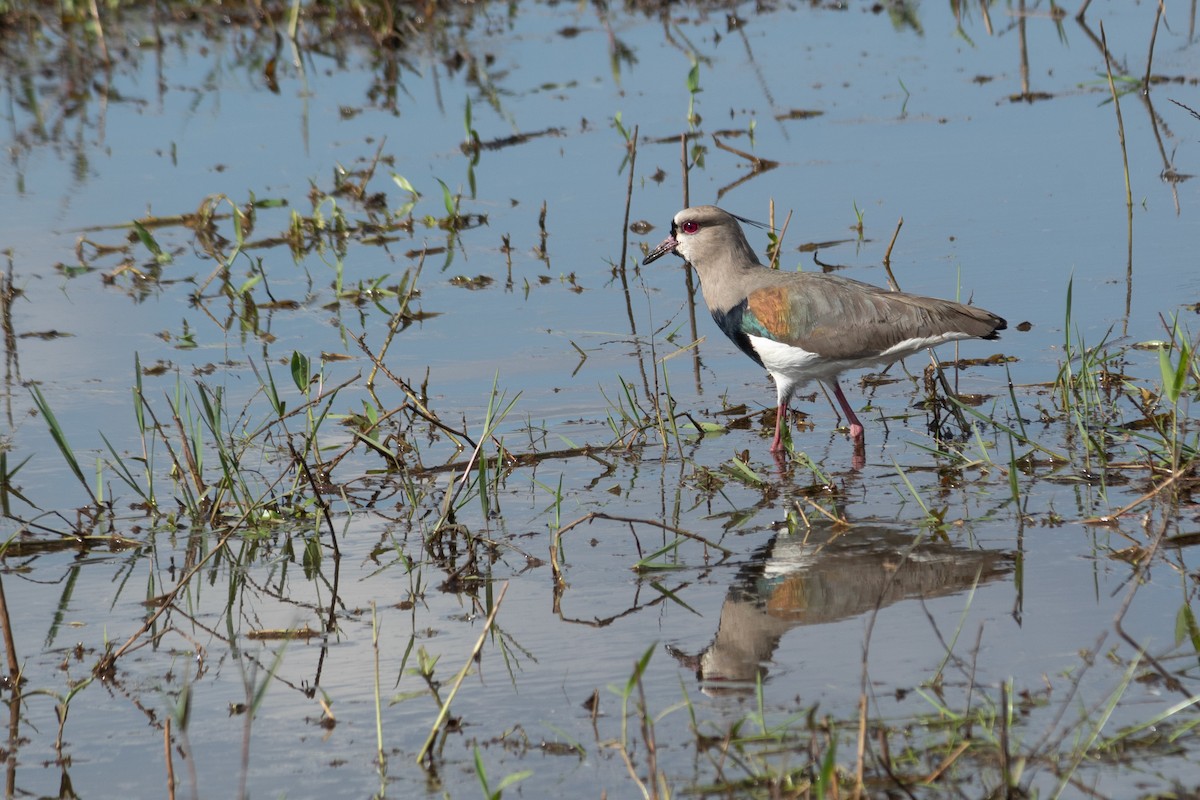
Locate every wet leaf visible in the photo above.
<box><xmin>290</xmin><ymin>351</ymin><xmax>311</xmax><ymax>392</ymax></box>
<box><xmin>131</xmin><ymin>220</ymin><xmax>173</xmax><ymax>265</ymax></box>
<box><xmin>437</xmin><ymin>178</ymin><xmax>457</xmax><ymax>218</ymax></box>
<box><xmin>391</xmin><ymin>173</ymin><xmax>419</xmax><ymax>198</ymax></box>
<box><xmin>1174</xmin><ymin>604</ymin><xmax>1200</xmax><ymax>654</ymax></box>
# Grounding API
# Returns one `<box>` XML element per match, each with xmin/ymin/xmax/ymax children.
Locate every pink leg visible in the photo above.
<box><xmin>829</xmin><ymin>380</ymin><xmax>865</xmax><ymax>444</ymax></box>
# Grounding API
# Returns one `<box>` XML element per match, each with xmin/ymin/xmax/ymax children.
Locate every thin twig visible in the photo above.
<box><xmin>711</xmin><ymin>134</ymin><xmax>779</xmax><ymax>171</ymax></box>
<box><xmin>164</xmin><ymin>717</ymin><xmax>176</xmax><ymax>800</ymax></box>
<box><xmin>680</xmin><ymin>134</ymin><xmax>701</xmax><ymax>391</ymax></box>
<box><xmin>87</xmin><ymin>0</ymin><xmax>111</xmax><ymax>66</ymax></box>
<box><xmin>768</xmin><ymin>209</ymin><xmax>792</xmax><ymax>270</ymax></box>
<box><xmin>1081</xmin><ymin>462</ymin><xmax>1190</xmax><ymax>523</ymax></box>
<box><xmin>998</xmin><ymin>681</ymin><xmax>1012</xmax><ymax>793</ymax></box>
<box><xmin>1100</xmin><ymin>22</ymin><xmax>1133</xmax><ymax>208</ymax></box>
<box><xmin>681</xmin><ymin>134</ymin><xmax>689</xmax><ymax>208</ymax></box>
<box><xmin>0</xmin><ymin>574</ymin><xmax>19</xmax><ymax>679</ymax></box>
<box><xmin>799</xmin><ymin>495</ymin><xmax>848</xmax><ymax>526</ymax></box>
<box><xmin>1169</xmin><ymin>98</ymin><xmax>1200</xmax><ymax>122</ymax></box>
<box><xmin>1144</xmin><ymin>1</ymin><xmax>1164</xmax><ymax>92</ymax></box>
<box><xmin>923</xmin><ymin>740</ymin><xmax>970</xmax><ymax>783</ymax></box>
<box><xmin>416</xmin><ymin>581</ymin><xmax>510</xmax><ymax>764</ymax></box>
<box><xmin>882</xmin><ymin>217</ymin><xmax>905</xmax><ymax>290</ymax></box>
<box><xmin>854</xmin><ymin>693</ymin><xmax>867</xmax><ymax>797</ymax></box>
<box><xmin>618</xmin><ymin>125</ymin><xmax>638</xmax><ymax>278</ymax></box>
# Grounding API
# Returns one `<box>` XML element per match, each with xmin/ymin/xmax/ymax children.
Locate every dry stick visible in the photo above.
<box><xmin>1081</xmin><ymin>461</ymin><xmax>1190</xmax><ymax>523</ymax></box>
<box><xmin>288</xmin><ymin>440</ymin><xmax>340</xmax><ymax>559</ymax></box>
<box><xmin>1017</xmin><ymin>0</ymin><xmax>1031</xmax><ymax>97</ymax></box>
<box><xmin>923</xmin><ymin>740</ymin><xmax>970</xmax><ymax>784</ymax></box>
<box><xmin>870</xmin><ymin>729</ymin><xmax>919</xmax><ymax>800</ymax></box>
<box><xmin>356</xmin><ymin>137</ymin><xmax>388</xmax><ymax>200</ymax></box>
<box><xmin>371</xmin><ymin>603</ymin><xmax>384</xmax><ymax>775</ymax></box>
<box><xmin>437</xmin><ymin>426</ymin><xmax>489</xmax><ymax>526</ymax></box>
<box><xmin>767</xmin><ymin>209</ymin><xmax>793</xmax><ymax>271</ymax></box>
<box><xmin>998</xmin><ymin>681</ymin><xmax>1012</xmax><ymax>793</ymax></box>
<box><xmin>170</xmin><ymin>400</ymin><xmax>207</xmax><ymax>501</ymax></box>
<box><xmin>411</xmin><ymin>443</ymin><xmax>613</xmax><ymax>477</ymax></box>
<box><xmin>1075</xmin><ymin>0</ymin><xmax>1093</xmax><ymax>21</ymax></box>
<box><xmin>1100</xmin><ymin>22</ymin><xmax>1133</xmax><ymax>209</ymax></box>
<box><xmin>0</xmin><ymin>574</ymin><xmax>18</xmax><ymax>679</ymax></box>
<box><xmin>711</xmin><ymin>135</ymin><xmax>779</xmax><ymax>172</ymax></box>
<box><xmin>681</xmin><ymin>134</ymin><xmax>689</xmax><ymax>208</ymax></box>
<box><xmin>638</xmin><ymin>677</ymin><xmax>662</xmax><ymax>800</ymax></box>
<box><xmin>163</xmin><ymin>717</ymin><xmax>176</xmax><ymax>800</ymax></box>
<box><xmin>87</xmin><ymin>0</ymin><xmax>111</xmax><ymax>66</ymax></box>
<box><xmin>1144</xmin><ymin>1</ymin><xmax>1165</xmax><ymax>91</ymax></box>
<box><xmin>1170</xmin><ymin>98</ymin><xmax>1200</xmax><ymax>122</ymax></box>
<box><xmin>616</xmin><ymin>729</ymin><xmax>650</xmax><ymax>799</ymax></box>
<box><xmin>798</xmin><ymin>495</ymin><xmax>848</xmax><ymax>526</ymax></box>
<box><xmin>614</xmin><ymin>128</ymin><xmax>655</xmax><ymax>406</ymax></box>
<box><xmin>416</xmin><ymin>581</ymin><xmax>510</xmax><ymax>764</ymax></box>
<box><xmin>881</xmin><ymin>217</ymin><xmax>905</xmax><ymax>291</ymax></box>
<box><xmin>680</xmin><ymin>135</ymin><xmax>702</xmax><ymax>392</ymax></box>
<box><xmin>854</xmin><ymin>694</ymin><xmax>867</xmax><ymax>797</ymax></box>
<box><xmin>288</xmin><ymin>444</ymin><xmax>345</xmax><ymax>636</ymax></box>
<box><xmin>618</xmin><ymin>125</ymin><xmax>638</xmax><ymax>278</ymax></box>
<box><xmin>1131</xmin><ymin>4</ymin><xmax>1177</xmax><ymax>219</ymax></box>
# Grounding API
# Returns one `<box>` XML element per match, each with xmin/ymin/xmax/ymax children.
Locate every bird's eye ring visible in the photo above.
<box><xmin>680</xmin><ymin>220</ymin><xmax>700</xmax><ymax>234</ymax></box>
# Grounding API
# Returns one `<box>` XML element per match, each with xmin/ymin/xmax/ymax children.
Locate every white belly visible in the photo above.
<box><xmin>747</xmin><ymin>331</ymin><xmax>969</xmax><ymax>402</ymax></box>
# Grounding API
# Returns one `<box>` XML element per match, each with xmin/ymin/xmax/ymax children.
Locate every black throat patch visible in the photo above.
<box><xmin>710</xmin><ymin>301</ymin><xmax>764</xmax><ymax>368</ymax></box>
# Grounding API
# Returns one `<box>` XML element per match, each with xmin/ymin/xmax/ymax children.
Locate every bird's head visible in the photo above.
<box><xmin>643</xmin><ymin>205</ymin><xmax>761</xmax><ymax>268</ymax></box>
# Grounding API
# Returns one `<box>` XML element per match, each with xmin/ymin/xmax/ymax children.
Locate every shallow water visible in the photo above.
<box><xmin>3</xmin><ymin>1</ymin><xmax>1200</xmax><ymax>797</ymax></box>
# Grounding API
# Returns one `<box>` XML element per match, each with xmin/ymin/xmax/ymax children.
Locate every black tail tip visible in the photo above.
<box><xmin>983</xmin><ymin>315</ymin><xmax>1008</xmax><ymax>340</ymax></box>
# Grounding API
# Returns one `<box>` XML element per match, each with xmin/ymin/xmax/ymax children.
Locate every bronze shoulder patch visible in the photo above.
<box><xmin>746</xmin><ymin>285</ymin><xmax>793</xmax><ymax>339</ymax></box>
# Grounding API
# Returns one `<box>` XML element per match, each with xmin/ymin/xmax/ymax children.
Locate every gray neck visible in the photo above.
<box><xmin>690</xmin><ymin>227</ymin><xmax>765</xmax><ymax>314</ymax></box>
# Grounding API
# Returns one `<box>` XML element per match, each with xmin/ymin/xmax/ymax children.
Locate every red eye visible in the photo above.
<box><xmin>680</xmin><ymin>220</ymin><xmax>700</xmax><ymax>234</ymax></box>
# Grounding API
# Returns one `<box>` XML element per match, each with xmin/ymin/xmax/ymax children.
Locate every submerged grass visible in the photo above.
<box><xmin>2</xmin><ymin>2</ymin><xmax>1199</xmax><ymax>799</ymax></box>
<box><xmin>14</xmin><ymin>202</ymin><xmax>1200</xmax><ymax>794</ymax></box>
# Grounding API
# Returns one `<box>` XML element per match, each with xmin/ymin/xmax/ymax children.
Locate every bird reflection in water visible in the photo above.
<box><xmin>668</xmin><ymin>524</ymin><xmax>1013</xmax><ymax>694</ymax></box>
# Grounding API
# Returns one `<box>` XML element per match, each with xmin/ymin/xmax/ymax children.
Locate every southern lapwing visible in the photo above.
<box><xmin>643</xmin><ymin>205</ymin><xmax>1006</xmax><ymax>456</ymax></box>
